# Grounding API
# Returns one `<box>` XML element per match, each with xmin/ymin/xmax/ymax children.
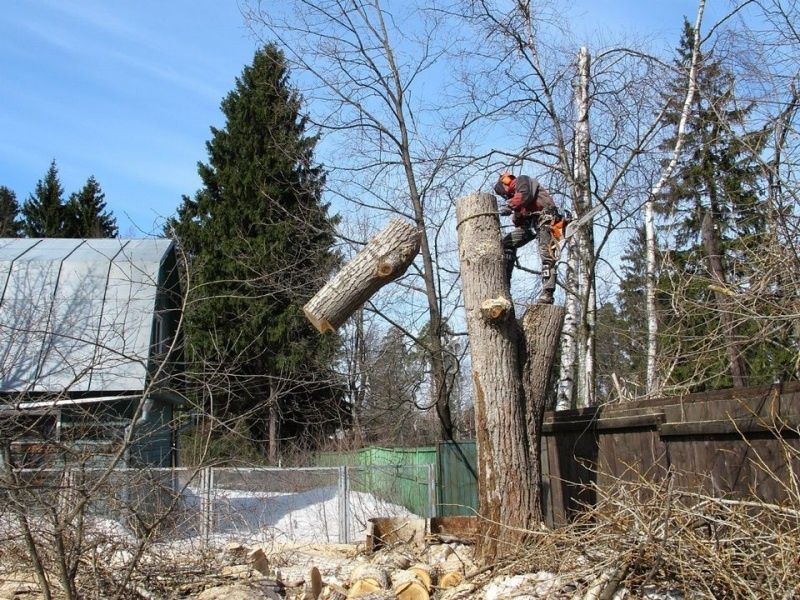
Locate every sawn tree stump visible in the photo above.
<box><xmin>303</xmin><ymin>219</ymin><xmax>420</xmax><ymax>332</ymax></box>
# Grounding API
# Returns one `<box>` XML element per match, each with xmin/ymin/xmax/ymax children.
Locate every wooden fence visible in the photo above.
<box><xmin>540</xmin><ymin>381</ymin><xmax>800</xmax><ymax>527</ymax></box>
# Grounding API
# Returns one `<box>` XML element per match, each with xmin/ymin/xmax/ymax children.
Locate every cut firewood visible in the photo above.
<box><xmin>349</xmin><ymin>564</ymin><xmax>390</xmax><ymax>588</ymax></box>
<box><xmin>322</xmin><ymin>583</ymin><xmax>348</xmax><ymax>600</ymax></box>
<box><xmin>439</xmin><ymin>571</ymin><xmax>464</xmax><ymax>589</ymax></box>
<box><xmin>310</xmin><ymin>566</ymin><xmax>323</xmax><ymax>599</ymax></box>
<box><xmin>408</xmin><ymin>565</ymin><xmax>433</xmax><ymax>591</ymax></box>
<box><xmin>347</xmin><ymin>578</ymin><xmax>384</xmax><ymax>598</ymax></box>
<box><xmin>394</xmin><ymin>578</ymin><xmax>430</xmax><ymax>600</ymax></box>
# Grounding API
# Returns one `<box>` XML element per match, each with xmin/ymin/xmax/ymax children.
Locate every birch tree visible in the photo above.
<box><xmin>463</xmin><ymin>0</ymin><xmax>682</xmax><ymax>407</ymax></box>
<box><xmin>643</xmin><ymin>1</ymin><xmax>706</xmax><ymax>396</ymax></box>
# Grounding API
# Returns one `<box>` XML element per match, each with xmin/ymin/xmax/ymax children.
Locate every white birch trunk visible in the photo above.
<box><xmin>556</xmin><ymin>252</ymin><xmax>578</xmax><ymax>410</ymax></box>
<box><xmin>645</xmin><ymin>0</ymin><xmax>706</xmax><ymax>396</ymax></box>
<box><xmin>645</xmin><ymin>199</ymin><xmax>659</xmax><ymax>395</ymax></box>
<box><xmin>575</xmin><ymin>47</ymin><xmax>595</xmax><ymax>408</ymax></box>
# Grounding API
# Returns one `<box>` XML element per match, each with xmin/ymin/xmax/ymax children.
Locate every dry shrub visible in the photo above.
<box><xmin>494</xmin><ymin>428</ymin><xmax>800</xmax><ymax>599</ymax></box>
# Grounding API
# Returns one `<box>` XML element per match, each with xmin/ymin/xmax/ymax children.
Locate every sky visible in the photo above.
<box><xmin>0</xmin><ymin>1</ymin><xmax>712</xmax><ymax>238</ymax></box>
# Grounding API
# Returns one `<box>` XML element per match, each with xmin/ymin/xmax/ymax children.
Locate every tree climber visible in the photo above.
<box><xmin>494</xmin><ymin>171</ymin><xmax>563</xmax><ymax>304</ymax></box>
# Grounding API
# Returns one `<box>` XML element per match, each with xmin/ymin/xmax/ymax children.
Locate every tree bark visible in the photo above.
<box><xmin>521</xmin><ymin>303</ymin><xmax>565</xmax><ymax>521</ymax></box>
<box><xmin>645</xmin><ymin>198</ymin><xmax>659</xmax><ymax>395</ymax></box>
<box><xmin>268</xmin><ymin>401</ymin><xmax>278</xmax><ymax>464</ymax></box>
<box><xmin>557</xmin><ymin>248</ymin><xmax>578</xmax><ymax>410</ymax></box>
<box><xmin>701</xmin><ymin>209</ymin><xmax>747</xmax><ymax>387</ymax></box>
<box><xmin>303</xmin><ymin>219</ymin><xmax>420</xmax><ymax>332</ymax></box>
<box><xmin>645</xmin><ymin>0</ymin><xmax>706</xmax><ymax>396</ymax></box>
<box><xmin>456</xmin><ymin>192</ymin><xmax>563</xmax><ymax>563</ymax></box>
<box><xmin>573</xmin><ymin>47</ymin><xmax>596</xmax><ymax>408</ymax></box>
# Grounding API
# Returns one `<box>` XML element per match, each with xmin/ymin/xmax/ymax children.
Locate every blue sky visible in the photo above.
<box><xmin>1</xmin><ymin>1</ymin><xmax>259</xmax><ymax>236</ymax></box>
<box><xmin>0</xmin><ymin>1</ymin><xmax>709</xmax><ymax>237</ymax></box>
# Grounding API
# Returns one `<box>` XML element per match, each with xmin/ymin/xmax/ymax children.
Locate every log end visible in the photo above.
<box><xmin>303</xmin><ymin>305</ymin><xmax>336</xmax><ymax>334</ymax></box>
<box><xmin>480</xmin><ymin>297</ymin><xmax>512</xmax><ymax>322</ymax></box>
<box><xmin>439</xmin><ymin>571</ymin><xmax>463</xmax><ymax>589</ymax></box>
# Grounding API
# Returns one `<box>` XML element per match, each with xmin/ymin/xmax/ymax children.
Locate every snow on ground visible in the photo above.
<box><xmin>202</xmin><ymin>485</ymin><xmax>419</xmax><ymax>544</ymax></box>
<box><xmin>1</xmin><ymin>484</ymin><xmax>420</xmax><ymax>548</ymax></box>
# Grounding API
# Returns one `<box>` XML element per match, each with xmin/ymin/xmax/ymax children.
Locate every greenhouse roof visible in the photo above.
<box><xmin>0</xmin><ymin>238</ymin><xmax>174</xmax><ymax>393</ymax></box>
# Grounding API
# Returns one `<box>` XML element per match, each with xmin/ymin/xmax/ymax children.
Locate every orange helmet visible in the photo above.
<box><xmin>494</xmin><ymin>171</ymin><xmax>515</xmax><ymax>197</ymax></box>
<box><xmin>500</xmin><ymin>171</ymin><xmax>515</xmax><ymax>186</ymax></box>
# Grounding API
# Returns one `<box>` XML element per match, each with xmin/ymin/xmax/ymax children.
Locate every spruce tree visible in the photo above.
<box><xmin>22</xmin><ymin>160</ymin><xmax>65</xmax><ymax>237</ymax></box>
<box><xmin>0</xmin><ymin>186</ymin><xmax>23</xmax><ymax>237</ymax></box>
<box><xmin>656</xmin><ymin>19</ymin><xmax>784</xmax><ymax>390</ymax></box>
<box><xmin>606</xmin><ymin>226</ymin><xmax>651</xmax><ymax>396</ymax></box>
<box><xmin>168</xmin><ymin>44</ymin><xmax>344</xmax><ymax>460</ymax></box>
<box><xmin>660</xmin><ymin>19</ymin><xmax>765</xmax><ymax>250</ymax></box>
<box><xmin>64</xmin><ymin>176</ymin><xmax>118</xmax><ymax>238</ymax></box>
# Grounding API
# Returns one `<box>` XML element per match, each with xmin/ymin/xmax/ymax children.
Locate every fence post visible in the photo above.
<box><xmin>427</xmin><ymin>463</ymin><xmax>437</xmax><ymax>517</ymax></box>
<box><xmin>200</xmin><ymin>467</ymin><xmax>213</xmax><ymax>547</ymax></box>
<box><xmin>338</xmin><ymin>466</ymin><xmax>350</xmax><ymax>544</ymax></box>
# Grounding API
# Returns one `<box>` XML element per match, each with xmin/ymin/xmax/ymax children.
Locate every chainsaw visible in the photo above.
<box><xmin>554</xmin><ymin>202</ymin><xmax>605</xmax><ymax>243</ymax></box>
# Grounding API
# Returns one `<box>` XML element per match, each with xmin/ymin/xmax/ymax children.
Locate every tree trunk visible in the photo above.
<box><xmin>701</xmin><ymin>209</ymin><xmax>747</xmax><ymax>387</ymax></box>
<box><xmin>521</xmin><ymin>303</ymin><xmax>565</xmax><ymax>521</ymax></box>
<box><xmin>268</xmin><ymin>400</ymin><xmax>278</xmax><ymax>464</ymax></box>
<box><xmin>573</xmin><ymin>47</ymin><xmax>596</xmax><ymax>408</ymax></box>
<box><xmin>645</xmin><ymin>0</ymin><xmax>706</xmax><ymax>396</ymax></box>
<box><xmin>645</xmin><ymin>199</ymin><xmax>659</xmax><ymax>395</ymax></box>
<box><xmin>303</xmin><ymin>219</ymin><xmax>420</xmax><ymax>332</ymax></box>
<box><xmin>557</xmin><ymin>248</ymin><xmax>578</xmax><ymax>410</ymax></box>
<box><xmin>456</xmin><ymin>192</ymin><xmax>563</xmax><ymax>563</ymax></box>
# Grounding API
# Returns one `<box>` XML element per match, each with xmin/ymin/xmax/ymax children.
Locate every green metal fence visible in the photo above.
<box><xmin>317</xmin><ymin>442</ymin><xmax>478</xmax><ymax>517</ymax></box>
<box><xmin>436</xmin><ymin>441</ymin><xmax>477</xmax><ymax>517</ymax></box>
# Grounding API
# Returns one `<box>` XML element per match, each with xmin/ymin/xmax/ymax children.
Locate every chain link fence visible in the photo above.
<box><xmin>0</xmin><ymin>464</ymin><xmax>436</xmax><ymax>546</ymax></box>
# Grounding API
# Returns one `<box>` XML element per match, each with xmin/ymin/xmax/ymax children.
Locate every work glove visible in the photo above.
<box><xmin>498</xmin><ymin>205</ymin><xmax>513</xmax><ymax>217</ymax></box>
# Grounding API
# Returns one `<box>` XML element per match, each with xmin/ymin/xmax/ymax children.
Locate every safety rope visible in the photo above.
<box><xmin>454</xmin><ymin>210</ymin><xmax>501</xmax><ymax>230</ymax></box>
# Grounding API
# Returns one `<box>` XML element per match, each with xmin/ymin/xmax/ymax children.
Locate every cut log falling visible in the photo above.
<box><xmin>455</xmin><ymin>192</ymin><xmax>564</xmax><ymax>564</ymax></box>
<box><xmin>303</xmin><ymin>219</ymin><xmax>421</xmax><ymax>333</ymax></box>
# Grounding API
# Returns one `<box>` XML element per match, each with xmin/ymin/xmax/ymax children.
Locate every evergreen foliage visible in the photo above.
<box><xmin>168</xmin><ymin>44</ymin><xmax>346</xmax><ymax>459</ymax></box>
<box><xmin>0</xmin><ymin>186</ymin><xmax>24</xmax><ymax>237</ymax></box>
<box><xmin>597</xmin><ymin>227</ymin><xmax>651</xmax><ymax>398</ymax></box>
<box><xmin>18</xmin><ymin>161</ymin><xmax>117</xmax><ymax>238</ymax></box>
<box><xmin>64</xmin><ymin>176</ymin><xmax>118</xmax><ymax>238</ymax></box>
<box><xmin>360</xmin><ymin>327</ymin><xmax>437</xmax><ymax>447</ymax></box>
<box><xmin>614</xmin><ymin>19</ymin><xmax>793</xmax><ymax>392</ymax></box>
<box><xmin>22</xmin><ymin>160</ymin><xmax>65</xmax><ymax>237</ymax></box>
<box><xmin>659</xmin><ymin>19</ymin><xmax>766</xmax><ymax>249</ymax></box>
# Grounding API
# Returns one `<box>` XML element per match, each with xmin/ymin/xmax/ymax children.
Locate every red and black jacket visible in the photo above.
<box><xmin>503</xmin><ymin>175</ymin><xmax>556</xmax><ymax>227</ymax></box>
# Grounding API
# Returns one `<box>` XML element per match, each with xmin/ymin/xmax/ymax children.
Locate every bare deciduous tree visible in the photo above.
<box><xmin>242</xmin><ymin>0</ymin><xmax>491</xmax><ymax>439</ymax></box>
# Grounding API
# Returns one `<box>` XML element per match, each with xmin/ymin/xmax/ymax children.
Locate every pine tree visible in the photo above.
<box><xmin>168</xmin><ymin>44</ymin><xmax>344</xmax><ymax>460</ymax></box>
<box><xmin>0</xmin><ymin>186</ymin><xmax>23</xmax><ymax>237</ymax></box>
<box><xmin>22</xmin><ymin>160</ymin><xmax>65</xmax><ymax>237</ymax></box>
<box><xmin>64</xmin><ymin>176</ymin><xmax>118</xmax><ymax>238</ymax></box>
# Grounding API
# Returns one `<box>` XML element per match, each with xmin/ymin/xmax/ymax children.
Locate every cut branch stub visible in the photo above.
<box><xmin>480</xmin><ymin>297</ymin><xmax>512</xmax><ymax>322</ymax></box>
<box><xmin>303</xmin><ymin>218</ymin><xmax>421</xmax><ymax>333</ymax></box>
